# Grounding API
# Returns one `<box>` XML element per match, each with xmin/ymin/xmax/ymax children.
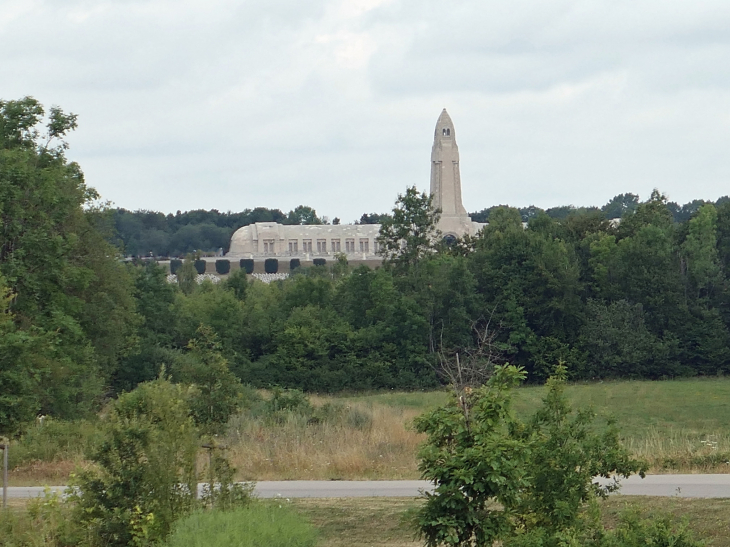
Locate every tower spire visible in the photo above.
<box><xmin>430</xmin><ymin>109</ymin><xmax>466</xmax><ymax>217</ymax></box>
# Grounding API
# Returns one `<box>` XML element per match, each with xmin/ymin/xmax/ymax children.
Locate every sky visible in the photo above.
<box><xmin>2</xmin><ymin>0</ymin><xmax>730</xmax><ymax>223</ymax></box>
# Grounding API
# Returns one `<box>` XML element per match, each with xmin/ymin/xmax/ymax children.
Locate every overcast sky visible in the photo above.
<box><xmin>2</xmin><ymin>0</ymin><xmax>729</xmax><ymax>222</ymax></box>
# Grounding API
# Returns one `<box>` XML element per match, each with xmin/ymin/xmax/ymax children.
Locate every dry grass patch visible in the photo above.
<box><xmin>226</xmin><ymin>401</ymin><xmax>424</xmax><ymax>480</ymax></box>
<box><xmin>8</xmin><ymin>459</ymin><xmax>81</xmax><ymax>487</ymax></box>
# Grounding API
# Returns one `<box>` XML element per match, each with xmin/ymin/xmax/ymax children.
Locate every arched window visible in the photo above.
<box><xmin>442</xmin><ymin>128</ymin><xmax>451</xmax><ymax>136</ymax></box>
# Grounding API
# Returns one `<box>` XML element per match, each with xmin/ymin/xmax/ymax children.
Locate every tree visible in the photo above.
<box><xmin>177</xmin><ymin>255</ymin><xmax>198</xmax><ymax>295</ymax></box>
<box><xmin>377</xmin><ymin>186</ymin><xmax>440</xmax><ymax>272</ymax></box>
<box><xmin>681</xmin><ymin>203</ymin><xmax>722</xmax><ymax>300</ymax></box>
<box><xmin>414</xmin><ymin>365</ymin><xmax>529</xmax><ymax>547</ymax></box>
<box><xmin>0</xmin><ymin>277</ymin><xmax>44</xmax><ymax>436</ymax></box>
<box><xmin>173</xmin><ymin>326</ymin><xmax>244</xmax><ymax>433</ymax></box>
<box><xmin>0</xmin><ymin>97</ymin><xmax>138</xmax><ymax>419</ymax></box>
<box><xmin>601</xmin><ymin>193</ymin><xmax>639</xmax><ymax>219</ymax></box>
<box><xmin>415</xmin><ymin>365</ymin><xmax>646</xmax><ymax>547</ymax></box>
<box><xmin>284</xmin><ymin>205</ymin><xmax>322</xmax><ymax>225</ymax></box>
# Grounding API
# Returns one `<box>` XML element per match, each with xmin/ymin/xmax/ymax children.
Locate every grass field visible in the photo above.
<box><xmin>9</xmin><ymin>377</ymin><xmax>730</xmax><ymax>484</ymax></box>
<box><xmin>1</xmin><ymin>496</ymin><xmax>724</xmax><ymax>546</ymax></box>
<box><xmin>226</xmin><ymin>377</ymin><xmax>730</xmax><ymax>480</ymax></box>
<box><xmin>292</xmin><ymin>496</ymin><xmax>730</xmax><ymax>547</ymax></box>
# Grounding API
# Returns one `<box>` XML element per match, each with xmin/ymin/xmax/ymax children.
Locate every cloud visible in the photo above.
<box><xmin>2</xmin><ymin>0</ymin><xmax>729</xmax><ymax>220</ymax></box>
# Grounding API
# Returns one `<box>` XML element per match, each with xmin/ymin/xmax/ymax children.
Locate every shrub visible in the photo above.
<box><xmin>414</xmin><ymin>365</ymin><xmax>647</xmax><ymax>547</ymax></box>
<box><xmin>266</xmin><ymin>387</ymin><xmax>312</xmax><ymax>415</ymax></box>
<box><xmin>313</xmin><ymin>258</ymin><xmax>326</xmax><ymax>266</ymax></box>
<box><xmin>215</xmin><ymin>259</ymin><xmax>230</xmax><ymax>275</ymax></box>
<box><xmin>70</xmin><ymin>377</ymin><xmax>199</xmax><ymax>547</ymax></box>
<box><xmin>170</xmin><ymin>259</ymin><xmax>183</xmax><ymax>275</ymax></box>
<box><xmin>290</xmin><ymin>258</ymin><xmax>301</xmax><ymax>270</ymax></box>
<box><xmin>194</xmin><ymin>259</ymin><xmax>207</xmax><ymax>274</ymax></box>
<box><xmin>240</xmin><ymin>259</ymin><xmax>254</xmax><ymax>274</ymax></box>
<box><xmin>164</xmin><ymin>503</ymin><xmax>316</xmax><ymax>547</ymax></box>
<box><xmin>265</xmin><ymin>258</ymin><xmax>279</xmax><ymax>274</ymax></box>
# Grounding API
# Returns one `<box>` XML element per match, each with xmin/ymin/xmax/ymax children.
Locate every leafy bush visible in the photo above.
<box><xmin>164</xmin><ymin>503</ymin><xmax>316</xmax><ymax>547</ymax></box>
<box><xmin>313</xmin><ymin>258</ymin><xmax>326</xmax><ymax>266</ymax></box>
<box><xmin>265</xmin><ymin>387</ymin><xmax>312</xmax><ymax>415</ymax></box>
<box><xmin>194</xmin><ymin>259</ymin><xmax>207</xmax><ymax>274</ymax></box>
<box><xmin>70</xmin><ymin>377</ymin><xmax>199</xmax><ymax>547</ymax></box>
<box><xmin>240</xmin><ymin>259</ymin><xmax>254</xmax><ymax>274</ymax></box>
<box><xmin>215</xmin><ymin>259</ymin><xmax>230</xmax><ymax>275</ymax></box>
<box><xmin>414</xmin><ymin>365</ymin><xmax>647</xmax><ymax>547</ymax></box>
<box><xmin>265</xmin><ymin>258</ymin><xmax>279</xmax><ymax>273</ymax></box>
<box><xmin>170</xmin><ymin>259</ymin><xmax>183</xmax><ymax>275</ymax></box>
<box><xmin>290</xmin><ymin>258</ymin><xmax>301</xmax><ymax>270</ymax></box>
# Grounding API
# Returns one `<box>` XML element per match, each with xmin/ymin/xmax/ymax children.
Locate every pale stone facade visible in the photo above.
<box><xmin>431</xmin><ymin>109</ymin><xmax>486</xmax><ymax>238</ymax></box>
<box><xmin>227</xmin><ymin>109</ymin><xmax>484</xmax><ymax>260</ymax></box>
<box><xmin>228</xmin><ymin>222</ymin><xmax>381</xmax><ymax>260</ymax></box>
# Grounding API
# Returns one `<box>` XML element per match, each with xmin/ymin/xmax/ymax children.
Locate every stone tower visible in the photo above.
<box><xmin>430</xmin><ymin>109</ymin><xmax>480</xmax><ymax>237</ymax></box>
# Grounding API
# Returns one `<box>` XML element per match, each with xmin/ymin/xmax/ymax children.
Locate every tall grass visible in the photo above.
<box><xmin>225</xmin><ymin>399</ymin><xmax>424</xmax><ymax>480</ymax></box>
<box><xmin>11</xmin><ymin>378</ymin><xmax>730</xmax><ymax>484</ymax></box>
<box><xmin>164</xmin><ymin>503</ymin><xmax>316</xmax><ymax>547</ymax></box>
<box><xmin>8</xmin><ymin>419</ymin><xmax>99</xmax><ymax>485</ymax></box>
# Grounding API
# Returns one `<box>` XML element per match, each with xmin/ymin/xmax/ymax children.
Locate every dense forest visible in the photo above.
<box><xmin>3</xmin><ymin>97</ymin><xmax>730</xmax><ymax>438</ymax></box>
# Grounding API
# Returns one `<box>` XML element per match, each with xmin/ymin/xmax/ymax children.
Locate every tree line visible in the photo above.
<box><xmin>113</xmin><ymin>204</ymin><xmax>328</xmax><ymax>257</ymax></box>
<box><xmin>3</xmin><ymin>96</ymin><xmax>730</xmax><ymax>438</ymax></box>
<box><xmin>115</xmin><ymin>192</ymin><xmax>729</xmax><ymax>258</ymax></box>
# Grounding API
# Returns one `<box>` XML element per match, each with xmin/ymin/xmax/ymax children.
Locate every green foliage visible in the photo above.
<box><xmin>599</xmin><ymin>511</ymin><xmax>703</xmax><ymax>547</ymax></box>
<box><xmin>70</xmin><ymin>376</ymin><xmax>199</xmax><ymax>547</ymax></box>
<box><xmin>240</xmin><ymin>258</ymin><xmax>254</xmax><ymax>274</ymax></box>
<box><xmin>194</xmin><ymin>259</ymin><xmax>207</xmax><ymax>275</ymax></box>
<box><xmin>0</xmin><ymin>97</ymin><xmax>138</xmax><ymax>424</ymax></box>
<box><xmin>164</xmin><ymin>504</ymin><xmax>316</xmax><ymax>547</ymax></box>
<box><xmin>415</xmin><ymin>365</ymin><xmax>528</xmax><ymax>546</ymax></box>
<box><xmin>0</xmin><ymin>278</ymin><xmax>42</xmax><ymax>436</ymax></box>
<box><xmin>414</xmin><ymin>365</ymin><xmax>646</xmax><ymax>547</ymax></box>
<box><xmin>284</xmin><ymin>204</ymin><xmax>323</xmax><ymax>225</ymax></box>
<box><xmin>515</xmin><ymin>367</ymin><xmax>647</xmax><ymax>536</ymax></box>
<box><xmin>224</xmin><ymin>268</ymin><xmax>249</xmax><ymax>301</ymax></box>
<box><xmin>0</xmin><ymin>487</ymin><xmax>82</xmax><ymax>546</ymax></box>
<box><xmin>265</xmin><ymin>387</ymin><xmax>313</xmax><ymax>414</ymax></box>
<box><xmin>177</xmin><ymin>256</ymin><xmax>197</xmax><ymax>295</ymax></box>
<box><xmin>265</xmin><ymin>258</ymin><xmax>279</xmax><ymax>274</ymax></box>
<box><xmin>174</xmin><ymin>326</ymin><xmax>244</xmax><ymax>432</ymax></box>
<box><xmin>215</xmin><ymin>259</ymin><xmax>230</xmax><ymax>275</ymax></box>
<box><xmin>378</xmin><ymin>186</ymin><xmax>440</xmax><ymax>273</ymax></box>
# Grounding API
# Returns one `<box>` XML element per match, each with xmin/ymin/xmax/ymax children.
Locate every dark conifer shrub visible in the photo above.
<box><xmin>194</xmin><ymin>259</ymin><xmax>207</xmax><ymax>274</ymax></box>
<box><xmin>290</xmin><ymin>259</ymin><xmax>301</xmax><ymax>270</ymax></box>
<box><xmin>170</xmin><ymin>259</ymin><xmax>183</xmax><ymax>275</ymax></box>
<box><xmin>265</xmin><ymin>258</ymin><xmax>279</xmax><ymax>274</ymax></box>
<box><xmin>313</xmin><ymin>258</ymin><xmax>326</xmax><ymax>266</ymax></box>
<box><xmin>215</xmin><ymin>259</ymin><xmax>231</xmax><ymax>275</ymax></box>
<box><xmin>240</xmin><ymin>259</ymin><xmax>254</xmax><ymax>274</ymax></box>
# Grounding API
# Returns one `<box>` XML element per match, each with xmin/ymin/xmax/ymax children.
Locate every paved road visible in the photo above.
<box><xmin>6</xmin><ymin>475</ymin><xmax>730</xmax><ymax>500</ymax></box>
